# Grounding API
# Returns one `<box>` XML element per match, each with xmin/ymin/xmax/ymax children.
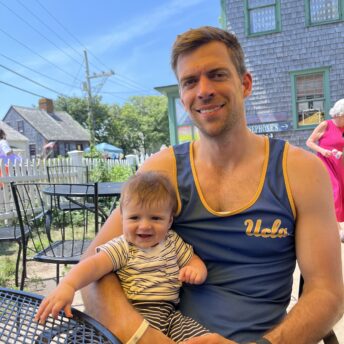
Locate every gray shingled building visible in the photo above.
<box><xmin>222</xmin><ymin>0</ymin><xmax>344</xmax><ymax>148</ymax></box>
<box><xmin>158</xmin><ymin>1</ymin><xmax>344</xmax><ymax>148</ymax></box>
<box><xmin>0</xmin><ymin>121</ymin><xmax>29</xmax><ymax>158</ymax></box>
<box><xmin>3</xmin><ymin>98</ymin><xmax>90</xmax><ymax>158</ymax></box>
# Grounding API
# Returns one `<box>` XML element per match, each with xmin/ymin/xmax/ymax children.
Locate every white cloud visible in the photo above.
<box><xmin>86</xmin><ymin>0</ymin><xmax>206</xmax><ymax>55</ymax></box>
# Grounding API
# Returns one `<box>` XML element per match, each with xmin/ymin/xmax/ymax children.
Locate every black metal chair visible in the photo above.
<box><xmin>298</xmin><ymin>276</ymin><xmax>339</xmax><ymax>344</ymax></box>
<box><xmin>47</xmin><ymin>165</ymin><xmax>93</xmax><ymax>213</ymax></box>
<box><xmin>11</xmin><ymin>182</ymin><xmax>99</xmax><ymax>290</ymax></box>
<box><xmin>0</xmin><ymin>208</ymin><xmax>29</xmax><ymax>288</ymax></box>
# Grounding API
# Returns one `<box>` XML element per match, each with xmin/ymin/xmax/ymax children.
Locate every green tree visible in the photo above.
<box><xmin>55</xmin><ymin>96</ymin><xmax>111</xmax><ymax>144</ymax></box>
<box><xmin>54</xmin><ymin>95</ymin><xmax>169</xmax><ymax>155</ymax></box>
<box><xmin>120</xmin><ymin>95</ymin><xmax>169</xmax><ymax>154</ymax></box>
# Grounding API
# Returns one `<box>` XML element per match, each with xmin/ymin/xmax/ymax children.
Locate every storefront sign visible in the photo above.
<box><xmin>248</xmin><ymin>121</ymin><xmax>291</xmax><ymax>134</ymax></box>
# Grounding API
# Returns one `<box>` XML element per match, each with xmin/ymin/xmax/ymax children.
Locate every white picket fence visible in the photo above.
<box><xmin>0</xmin><ymin>153</ymin><xmax>149</xmax><ymax>222</ymax></box>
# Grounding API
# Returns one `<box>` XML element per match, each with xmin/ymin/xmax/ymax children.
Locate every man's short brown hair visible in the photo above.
<box><xmin>120</xmin><ymin>171</ymin><xmax>177</xmax><ymax>215</ymax></box>
<box><xmin>171</xmin><ymin>26</ymin><xmax>247</xmax><ymax>79</ymax></box>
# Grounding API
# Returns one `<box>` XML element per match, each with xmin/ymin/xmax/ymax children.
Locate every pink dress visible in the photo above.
<box><xmin>317</xmin><ymin>120</ymin><xmax>344</xmax><ymax>221</ymax></box>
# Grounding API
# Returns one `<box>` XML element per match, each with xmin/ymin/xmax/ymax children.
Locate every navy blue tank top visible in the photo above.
<box><xmin>173</xmin><ymin>138</ymin><xmax>296</xmax><ymax>343</ymax></box>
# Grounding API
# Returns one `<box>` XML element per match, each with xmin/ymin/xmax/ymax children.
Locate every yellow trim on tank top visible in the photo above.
<box><xmin>282</xmin><ymin>142</ymin><xmax>297</xmax><ymax>219</ymax></box>
<box><xmin>169</xmin><ymin>145</ymin><xmax>182</xmax><ymax>217</ymax></box>
<box><xmin>189</xmin><ymin>136</ymin><xmax>269</xmax><ymax>217</ymax></box>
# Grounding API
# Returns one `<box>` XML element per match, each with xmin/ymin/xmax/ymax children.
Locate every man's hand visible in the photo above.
<box><xmin>179</xmin><ymin>333</ymin><xmax>238</xmax><ymax>343</ymax></box>
<box><xmin>35</xmin><ymin>282</ymin><xmax>75</xmax><ymax>324</ymax></box>
<box><xmin>179</xmin><ymin>265</ymin><xmax>206</xmax><ymax>284</ymax></box>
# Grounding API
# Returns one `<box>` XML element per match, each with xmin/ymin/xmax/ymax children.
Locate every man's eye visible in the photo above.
<box><xmin>210</xmin><ymin>71</ymin><xmax>228</xmax><ymax>80</ymax></box>
<box><xmin>181</xmin><ymin>79</ymin><xmax>196</xmax><ymax>89</ymax></box>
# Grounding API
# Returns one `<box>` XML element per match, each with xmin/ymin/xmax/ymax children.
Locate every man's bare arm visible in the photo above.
<box><xmin>262</xmin><ymin>146</ymin><xmax>344</xmax><ymax>344</ymax></box>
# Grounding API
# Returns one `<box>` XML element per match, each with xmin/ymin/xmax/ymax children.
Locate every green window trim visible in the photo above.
<box><xmin>305</xmin><ymin>0</ymin><xmax>344</xmax><ymax>26</ymax></box>
<box><xmin>244</xmin><ymin>0</ymin><xmax>281</xmax><ymax>37</ymax></box>
<box><xmin>290</xmin><ymin>67</ymin><xmax>331</xmax><ymax>130</ymax></box>
<box><xmin>220</xmin><ymin>0</ymin><xmax>228</xmax><ymax>29</ymax></box>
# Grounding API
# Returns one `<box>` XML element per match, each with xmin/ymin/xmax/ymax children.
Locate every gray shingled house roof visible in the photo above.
<box><xmin>11</xmin><ymin>106</ymin><xmax>90</xmax><ymax>141</ymax></box>
<box><xmin>0</xmin><ymin>121</ymin><xmax>29</xmax><ymax>142</ymax></box>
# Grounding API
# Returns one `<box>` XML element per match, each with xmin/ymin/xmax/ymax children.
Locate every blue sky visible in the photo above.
<box><xmin>0</xmin><ymin>0</ymin><xmax>221</xmax><ymax>118</ymax></box>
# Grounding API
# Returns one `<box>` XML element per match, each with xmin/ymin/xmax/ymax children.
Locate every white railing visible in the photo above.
<box><xmin>0</xmin><ymin>154</ymin><xmax>150</xmax><ymax>221</ymax></box>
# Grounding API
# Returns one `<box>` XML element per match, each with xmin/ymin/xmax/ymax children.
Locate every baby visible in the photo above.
<box><xmin>35</xmin><ymin>171</ymin><xmax>209</xmax><ymax>343</ymax></box>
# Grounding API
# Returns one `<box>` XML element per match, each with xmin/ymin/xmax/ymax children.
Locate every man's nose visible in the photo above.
<box><xmin>197</xmin><ymin>75</ymin><xmax>215</xmax><ymax>99</ymax></box>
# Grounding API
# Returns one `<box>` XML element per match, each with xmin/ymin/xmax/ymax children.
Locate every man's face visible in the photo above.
<box><xmin>176</xmin><ymin>41</ymin><xmax>252</xmax><ymax>138</ymax></box>
<box><xmin>121</xmin><ymin>199</ymin><xmax>173</xmax><ymax>249</ymax></box>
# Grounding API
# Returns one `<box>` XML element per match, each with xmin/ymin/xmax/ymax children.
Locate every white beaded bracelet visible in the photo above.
<box><xmin>126</xmin><ymin>319</ymin><xmax>150</xmax><ymax>344</ymax></box>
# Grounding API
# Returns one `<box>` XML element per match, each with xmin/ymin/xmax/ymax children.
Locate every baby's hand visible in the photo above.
<box><xmin>34</xmin><ymin>283</ymin><xmax>75</xmax><ymax>324</ymax></box>
<box><xmin>179</xmin><ymin>266</ymin><xmax>206</xmax><ymax>284</ymax></box>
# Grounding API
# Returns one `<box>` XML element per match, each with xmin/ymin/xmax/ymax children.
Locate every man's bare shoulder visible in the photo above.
<box><xmin>286</xmin><ymin>143</ymin><xmax>332</xmax><ymax>204</ymax></box>
<box><xmin>287</xmin><ymin>144</ymin><xmax>325</xmax><ymax>171</ymax></box>
<box><xmin>139</xmin><ymin>146</ymin><xmax>176</xmax><ymax>179</ymax></box>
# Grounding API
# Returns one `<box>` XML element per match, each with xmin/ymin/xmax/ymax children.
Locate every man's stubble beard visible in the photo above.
<box><xmin>190</xmin><ymin>110</ymin><xmax>241</xmax><ymax>139</ymax></box>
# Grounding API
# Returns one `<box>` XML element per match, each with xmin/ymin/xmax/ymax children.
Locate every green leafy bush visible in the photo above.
<box><xmin>109</xmin><ymin>165</ymin><xmax>133</xmax><ymax>182</ymax></box>
<box><xmin>90</xmin><ymin>162</ymin><xmax>133</xmax><ymax>182</ymax></box>
<box><xmin>83</xmin><ymin>147</ymin><xmax>103</xmax><ymax>159</ymax></box>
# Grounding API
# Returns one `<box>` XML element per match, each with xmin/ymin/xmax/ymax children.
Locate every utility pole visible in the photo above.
<box><xmin>83</xmin><ymin>50</ymin><xmax>114</xmax><ymax>146</ymax></box>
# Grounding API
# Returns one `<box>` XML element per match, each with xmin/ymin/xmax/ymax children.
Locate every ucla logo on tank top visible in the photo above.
<box><xmin>244</xmin><ymin>218</ymin><xmax>288</xmax><ymax>238</ymax></box>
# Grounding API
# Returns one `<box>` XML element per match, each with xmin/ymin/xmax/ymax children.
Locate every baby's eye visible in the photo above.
<box><xmin>151</xmin><ymin>216</ymin><xmax>162</xmax><ymax>221</ymax></box>
<box><xmin>128</xmin><ymin>216</ymin><xmax>139</xmax><ymax>220</ymax></box>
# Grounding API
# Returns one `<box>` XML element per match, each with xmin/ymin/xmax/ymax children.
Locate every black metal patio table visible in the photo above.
<box><xmin>0</xmin><ymin>287</ymin><xmax>120</xmax><ymax>343</ymax></box>
<box><xmin>43</xmin><ymin>182</ymin><xmax>124</xmax><ymax>198</ymax></box>
<box><xmin>43</xmin><ymin>182</ymin><xmax>124</xmax><ymax>232</ymax></box>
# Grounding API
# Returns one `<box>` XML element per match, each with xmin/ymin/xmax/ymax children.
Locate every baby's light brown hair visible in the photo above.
<box><xmin>120</xmin><ymin>171</ymin><xmax>177</xmax><ymax>216</ymax></box>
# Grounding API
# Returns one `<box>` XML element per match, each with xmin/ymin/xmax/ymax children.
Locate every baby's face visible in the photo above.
<box><xmin>121</xmin><ymin>200</ymin><xmax>173</xmax><ymax>249</ymax></box>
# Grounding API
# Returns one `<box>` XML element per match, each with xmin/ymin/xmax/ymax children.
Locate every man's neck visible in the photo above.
<box><xmin>194</xmin><ymin>127</ymin><xmax>258</xmax><ymax>170</ymax></box>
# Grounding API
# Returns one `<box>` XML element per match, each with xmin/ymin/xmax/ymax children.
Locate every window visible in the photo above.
<box><xmin>306</xmin><ymin>0</ymin><xmax>344</xmax><ymax>25</ymax></box>
<box><xmin>290</xmin><ymin>68</ymin><xmax>330</xmax><ymax>128</ymax></box>
<box><xmin>29</xmin><ymin>144</ymin><xmax>36</xmax><ymax>157</ymax></box>
<box><xmin>174</xmin><ymin>98</ymin><xmax>199</xmax><ymax>143</ymax></box>
<box><xmin>17</xmin><ymin>120</ymin><xmax>24</xmax><ymax>133</ymax></box>
<box><xmin>244</xmin><ymin>0</ymin><xmax>281</xmax><ymax>36</ymax></box>
<box><xmin>64</xmin><ymin>143</ymin><xmax>71</xmax><ymax>154</ymax></box>
<box><xmin>76</xmin><ymin>144</ymin><xmax>83</xmax><ymax>151</ymax></box>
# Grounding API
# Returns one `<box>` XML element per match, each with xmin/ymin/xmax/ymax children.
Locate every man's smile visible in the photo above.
<box><xmin>195</xmin><ymin>104</ymin><xmax>225</xmax><ymax>114</ymax></box>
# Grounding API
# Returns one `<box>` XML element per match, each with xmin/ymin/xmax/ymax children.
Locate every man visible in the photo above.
<box><xmin>81</xmin><ymin>26</ymin><xmax>343</xmax><ymax>344</ymax></box>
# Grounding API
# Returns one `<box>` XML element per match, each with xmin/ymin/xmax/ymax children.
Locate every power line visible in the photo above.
<box><xmin>0</xmin><ymin>53</ymin><xmax>79</xmax><ymax>89</ymax></box>
<box><xmin>33</xmin><ymin>0</ymin><xmax>105</xmax><ymax>74</ymax></box>
<box><xmin>0</xmin><ymin>63</ymin><xmax>69</xmax><ymax>97</ymax></box>
<box><xmin>0</xmin><ymin>79</ymin><xmax>46</xmax><ymax>98</ymax></box>
<box><xmin>0</xmin><ymin>27</ymin><xmax>80</xmax><ymax>81</ymax></box>
<box><xmin>33</xmin><ymin>0</ymin><xmax>154</xmax><ymax>94</ymax></box>
<box><xmin>15</xmin><ymin>0</ymin><xmax>85</xmax><ymax>62</ymax></box>
<box><xmin>107</xmin><ymin>76</ymin><xmax>155</xmax><ymax>94</ymax></box>
<box><xmin>0</xmin><ymin>0</ymin><xmax>83</xmax><ymax>69</ymax></box>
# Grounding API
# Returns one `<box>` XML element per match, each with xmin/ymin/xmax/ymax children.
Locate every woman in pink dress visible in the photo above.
<box><xmin>307</xmin><ymin>99</ymin><xmax>344</xmax><ymax>242</ymax></box>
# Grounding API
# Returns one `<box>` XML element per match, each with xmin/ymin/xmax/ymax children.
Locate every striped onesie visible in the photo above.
<box><xmin>97</xmin><ymin>230</ymin><xmax>209</xmax><ymax>342</ymax></box>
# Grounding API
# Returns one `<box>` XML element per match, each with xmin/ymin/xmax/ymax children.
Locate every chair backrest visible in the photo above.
<box><xmin>11</xmin><ymin>182</ymin><xmax>97</xmax><ymax>262</ymax></box>
<box><xmin>46</xmin><ymin>165</ymin><xmax>89</xmax><ymax>184</ymax></box>
<box><xmin>0</xmin><ymin>201</ymin><xmax>20</xmax><ymax>240</ymax></box>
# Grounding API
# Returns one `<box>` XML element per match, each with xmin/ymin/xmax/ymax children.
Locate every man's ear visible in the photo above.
<box><xmin>242</xmin><ymin>72</ymin><xmax>253</xmax><ymax>98</ymax></box>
